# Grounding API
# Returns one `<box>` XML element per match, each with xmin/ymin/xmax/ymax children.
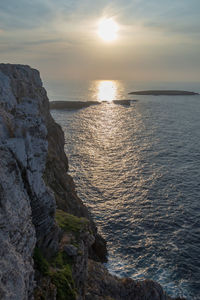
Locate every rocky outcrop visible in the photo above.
<box><xmin>50</xmin><ymin>101</ymin><xmax>100</xmax><ymax>110</ymax></box>
<box><xmin>0</xmin><ymin>64</ymin><xmax>183</xmax><ymax>300</ymax></box>
<box><xmin>112</xmin><ymin>99</ymin><xmax>131</xmax><ymax>106</ymax></box>
<box><xmin>86</xmin><ymin>260</ymin><xmax>185</xmax><ymax>300</ymax></box>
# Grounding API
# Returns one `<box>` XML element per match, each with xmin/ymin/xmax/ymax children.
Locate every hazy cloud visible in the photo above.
<box><xmin>0</xmin><ymin>0</ymin><xmax>200</xmax><ymax>82</ymax></box>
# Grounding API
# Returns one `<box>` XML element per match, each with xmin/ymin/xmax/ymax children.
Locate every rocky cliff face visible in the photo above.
<box><xmin>44</xmin><ymin>105</ymin><xmax>107</xmax><ymax>263</ymax></box>
<box><xmin>0</xmin><ymin>64</ymin><xmax>182</xmax><ymax>300</ymax></box>
<box><xmin>0</xmin><ymin>64</ymin><xmax>106</xmax><ymax>299</ymax></box>
<box><xmin>0</xmin><ymin>64</ymin><xmax>60</xmax><ymax>299</ymax></box>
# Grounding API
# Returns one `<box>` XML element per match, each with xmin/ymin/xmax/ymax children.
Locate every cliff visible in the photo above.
<box><xmin>0</xmin><ymin>64</ymin><xmax>183</xmax><ymax>300</ymax></box>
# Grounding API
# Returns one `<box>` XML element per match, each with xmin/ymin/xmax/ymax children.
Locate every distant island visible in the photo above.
<box><xmin>50</xmin><ymin>100</ymin><xmax>100</xmax><ymax>110</ymax></box>
<box><xmin>128</xmin><ymin>90</ymin><xmax>199</xmax><ymax>96</ymax></box>
<box><xmin>50</xmin><ymin>99</ymin><xmax>139</xmax><ymax>110</ymax></box>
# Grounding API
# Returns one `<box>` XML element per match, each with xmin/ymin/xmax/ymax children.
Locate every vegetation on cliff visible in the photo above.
<box><xmin>33</xmin><ymin>209</ymin><xmax>95</xmax><ymax>299</ymax></box>
<box><xmin>55</xmin><ymin>209</ymin><xmax>89</xmax><ymax>236</ymax></box>
<box><xmin>33</xmin><ymin>210</ymin><xmax>87</xmax><ymax>300</ymax></box>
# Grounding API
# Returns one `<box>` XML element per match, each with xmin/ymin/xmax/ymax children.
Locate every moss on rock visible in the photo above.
<box><xmin>33</xmin><ymin>210</ymin><xmax>90</xmax><ymax>299</ymax></box>
<box><xmin>55</xmin><ymin>209</ymin><xmax>89</xmax><ymax>236</ymax></box>
<box><xmin>51</xmin><ymin>250</ymin><xmax>74</xmax><ymax>269</ymax></box>
<box><xmin>33</xmin><ymin>247</ymin><xmax>50</xmax><ymax>276</ymax></box>
<box><xmin>51</xmin><ymin>266</ymin><xmax>76</xmax><ymax>300</ymax></box>
<box><xmin>33</xmin><ymin>248</ymin><xmax>77</xmax><ymax>300</ymax></box>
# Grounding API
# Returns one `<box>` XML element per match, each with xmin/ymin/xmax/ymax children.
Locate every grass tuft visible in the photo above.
<box><xmin>51</xmin><ymin>251</ymin><xmax>74</xmax><ymax>269</ymax></box>
<box><xmin>33</xmin><ymin>209</ymin><xmax>88</xmax><ymax>299</ymax></box>
<box><xmin>55</xmin><ymin>209</ymin><xmax>89</xmax><ymax>236</ymax></box>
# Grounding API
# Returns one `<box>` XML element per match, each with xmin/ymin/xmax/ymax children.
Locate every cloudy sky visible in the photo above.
<box><xmin>0</xmin><ymin>0</ymin><xmax>200</xmax><ymax>84</ymax></box>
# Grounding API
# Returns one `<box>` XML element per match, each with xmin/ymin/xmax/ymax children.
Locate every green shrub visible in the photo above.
<box><xmin>51</xmin><ymin>266</ymin><xmax>76</xmax><ymax>300</ymax></box>
<box><xmin>55</xmin><ymin>209</ymin><xmax>89</xmax><ymax>235</ymax></box>
<box><xmin>51</xmin><ymin>251</ymin><xmax>73</xmax><ymax>268</ymax></box>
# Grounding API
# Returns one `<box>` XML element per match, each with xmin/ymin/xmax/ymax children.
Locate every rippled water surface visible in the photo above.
<box><xmin>51</xmin><ymin>80</ymin><xmax>200</xmax><ymax>299</ymax></box>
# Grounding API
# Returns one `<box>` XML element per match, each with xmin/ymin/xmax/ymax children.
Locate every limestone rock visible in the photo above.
<box><xmin>0</xmin><ymin>63</ymin><xmax>106</xmax><ymax>299</ymax></box>
<box><xmin>0</xmin><ymin>64</ymin><xmax>59</xmax><ymax>299</ymax></box>
<box><xmin>64</xmin><ymin>244</ymin><xmax>78</xmax><ymax>256</ymax></box>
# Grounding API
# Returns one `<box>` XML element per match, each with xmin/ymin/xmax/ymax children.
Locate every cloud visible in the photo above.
<box><xmin>0</xmin><ymin>0</ymin><xmax>54</xmax><ymax>30</ymax></box>
<box><xmin>1</xmin><ymin>0</ymin><xmax>200</xmax><ymax>82</ymax></box>
<box><xmin>0</xmin><ymin>38</ymin><xmax>65</xmax><ymax>54</ymax></box>
<box><xmin>113</xmin><ymin>0</ymin><xmax>200</xmax><ymax>37</ymax></box>
<box><xmin>25</xmin><ymin>38</ymin><xmax>64</xmax><ymax>46</ymax></box>
<box><xmin>1</xmin><ymin>0</ymin><xmax>200</xmax><ymax>37</ymax></box>
<box><xmin>145</xmin><ymin>20</ymin><xmax>200</xmax><ymax>37</ymax></box>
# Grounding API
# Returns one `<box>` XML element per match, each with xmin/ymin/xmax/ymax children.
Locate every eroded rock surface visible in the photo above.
<box><xmin>0</xmin><ymin>64</ymin><xmax>106</xmax><ymax>299</ymax></box>
<box><xmin>0</xmin><ymin>64</ymin><xmax>59</xmax><ymax>299</ymax></box>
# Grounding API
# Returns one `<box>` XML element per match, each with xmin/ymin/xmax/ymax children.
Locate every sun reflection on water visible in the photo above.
<box><xmin>91</xmin><ymin>80</ymin><xmax>124</xmax><ymax>102</ymax></box>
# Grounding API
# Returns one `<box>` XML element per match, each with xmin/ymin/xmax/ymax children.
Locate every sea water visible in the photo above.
<box><xmin>49</xmin><ymin>80</ymin><xmax>200</xmax><ymax>299</ymax></box>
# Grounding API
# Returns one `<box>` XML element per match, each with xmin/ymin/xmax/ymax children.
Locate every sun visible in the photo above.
<box><xmin>98</xmin><ymin>18</ymin><xmax>119</xmax><ymax>42</ymax></box>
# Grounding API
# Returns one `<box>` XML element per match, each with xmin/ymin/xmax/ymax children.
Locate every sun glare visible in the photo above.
<box><xmin>97</xmin><ymin>81</ymin><xmax>118</xmax><ymax>101</ymax></box>
<box><xmin>98</xmin><ymin>18</ymin><xmax>119</xmax><ymax>42</ymax></box>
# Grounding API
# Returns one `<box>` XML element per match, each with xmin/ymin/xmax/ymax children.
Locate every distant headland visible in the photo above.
<box><xmin>128</xmin><ymin>90</ymin><xmax>199</xmax><ymax>96</ymax></box>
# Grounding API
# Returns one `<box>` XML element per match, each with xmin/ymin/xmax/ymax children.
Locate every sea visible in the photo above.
<box><xmin>48</xmin><ymin>79</ymin><xmax>200</xmax><ymax>299</ymax></box>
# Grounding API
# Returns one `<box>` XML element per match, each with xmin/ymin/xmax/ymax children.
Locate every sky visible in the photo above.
<box><xmin>0</xmin><ymin>0</ymin><xmax>200</xmax><ymax>84</ymax></box>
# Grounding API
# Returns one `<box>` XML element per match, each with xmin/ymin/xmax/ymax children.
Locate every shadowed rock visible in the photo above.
<box><xmin>86</xmin><ymin>260</ymin><xmax>185</xmax><ymax>300</ymax></box>
<box><xmin>113</xmin><ymin>99</ymin><xmax>138</xmax><ymax>105</ymax></box>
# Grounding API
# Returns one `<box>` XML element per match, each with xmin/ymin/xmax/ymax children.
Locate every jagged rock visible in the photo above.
<box><xmin>86</xmin><ymin>260</ymin><xmax>182</xmax><ymax>300</ymax></box>
<box><xmin>64</xmin><ymin>244</ymin><xmax>78</xmax><ymax>256</ymax></box>
<box><xmin>34</xmin><ymin>276</ymin><xmax>57</xmax><ymax>300</ymax></box>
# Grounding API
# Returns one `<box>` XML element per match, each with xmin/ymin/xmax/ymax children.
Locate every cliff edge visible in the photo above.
<box><xmin>0</xmin><ymin>64</ymin><xmax>183</xmax><ymax>300</ymax></box>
